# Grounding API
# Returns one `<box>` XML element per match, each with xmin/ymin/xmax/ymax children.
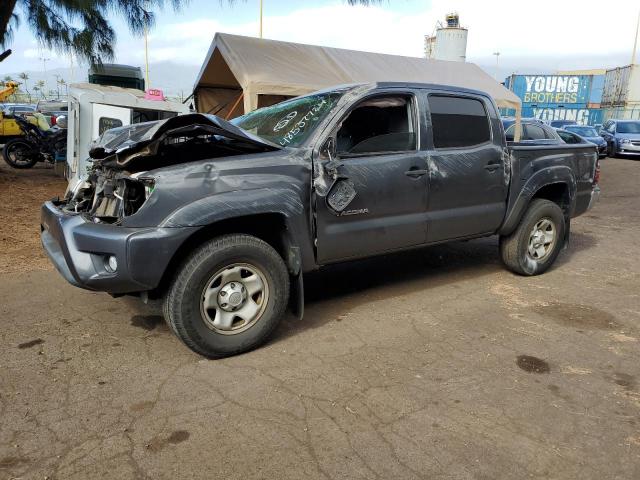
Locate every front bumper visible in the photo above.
<box><xmin>41</xmin><ymin>201</ymin><xmax>196</xmax><ymax>294</ymax></box>
<box><xmin>618</xmin><ymin>142</ymin><xmax>640</xmax><ymax>155</ymax></box>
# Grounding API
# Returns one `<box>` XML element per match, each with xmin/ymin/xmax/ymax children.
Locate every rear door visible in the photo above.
<box><xmin>424</xmin><ymin>92</ymin><xmax>507</xmax><ymax>243</ymax></box>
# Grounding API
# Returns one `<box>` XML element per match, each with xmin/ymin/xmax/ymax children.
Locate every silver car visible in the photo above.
<box><xmin>599</xmin><ymin>120</ymin><xmax>640</xmax><ymax>157</ymax></box>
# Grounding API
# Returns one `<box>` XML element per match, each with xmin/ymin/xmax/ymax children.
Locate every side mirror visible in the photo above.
<box><xmin>55</xmin><ymin>115</ymin><xmax>67</xmax><ymax>129</ymax></box>
<box><xmin>326</xmin><ymin>179</ymin><xmax>357</xmax><ymax>214</ymax></box>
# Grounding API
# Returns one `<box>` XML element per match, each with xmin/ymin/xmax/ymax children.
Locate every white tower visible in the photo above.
<box><xmin>426</xmin><ymin>13</ymin><xmax>468</xmax><ymax>62</ymax></box>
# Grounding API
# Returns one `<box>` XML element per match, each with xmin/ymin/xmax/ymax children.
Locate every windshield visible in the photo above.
<box><xmin>566</xmin><ymin>126</ymin><xmax>598</xmax><ymax>137</ymax></box>
<box><xmin>618</xmin><ymin>122</ymin><xmax>640</xmax><ymax>134</ymax></box>
<box><xmin>232</xmin><ymin>92</ymin><xmax>343</xmax><ymax>147</ymax></box>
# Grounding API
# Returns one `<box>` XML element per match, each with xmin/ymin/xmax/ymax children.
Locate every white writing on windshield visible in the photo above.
<box><xmin>279</xmin><ymin>99</ymin><xmax>328</xmax><ymax>146</ymax></box>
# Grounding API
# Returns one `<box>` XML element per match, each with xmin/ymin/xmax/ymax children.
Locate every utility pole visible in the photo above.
<box><xmin>144</xmin><ymin>25</ymin><xmax>150</xmax><ymax>88</ymax></box>
<box><xmin>143</xmin><ymin>1</ymin><xmax>151</xmax><ymax>89</ymax></box>
<box><xmin>259</xmin><ymin>0</ymin><xmax>264</xmax><ymax>38</ymax></box>
<box><xmin>493</xmin><ymin>51</ymin><xmax>501</xmax><ymax>81</ymax></box>
<box><xmin>632</xmin><ymin>8</ymin><xmax>640</xmax><ymax>65</ymax></box>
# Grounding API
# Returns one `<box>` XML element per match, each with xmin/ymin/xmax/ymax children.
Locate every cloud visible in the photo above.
<box><xmin>5</xmin><ymin>0</ymin><xmax>637</xmax><ymax>78</ymax></box>
<box><xmin>121</xmin><ymin>0</ymin><xmax>638</xmax><ymax>73</ymax></box>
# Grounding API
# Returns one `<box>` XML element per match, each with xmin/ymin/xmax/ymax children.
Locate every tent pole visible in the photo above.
<box><xmin>225</xmin><ymin>92</ymin><xmax>245</xmax><ymax>120</ymax></box>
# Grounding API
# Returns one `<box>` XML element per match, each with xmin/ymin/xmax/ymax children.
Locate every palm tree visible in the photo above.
<box><xmin>57</xmin><ymin>77</ymin><xmax>67</xmax><ymax>97</ymax></box>
<box><xmin>0</xmin><ymin>1</ymin><xmax>380</xmax><ymax>65</ymax></box>
<box><xmin>18</xmin><ymin>71</ymin><xmax>29</xmax><ymax>101</ymax></box>
<box><xmin>35</xmin><ymin>79</ymin><xmax>45</xmax><ymax>99</ymax></box>
<box><xmin>54</xmin><ymin>74</ymin><xmax>61</xmax><ymax>98</ymax></box>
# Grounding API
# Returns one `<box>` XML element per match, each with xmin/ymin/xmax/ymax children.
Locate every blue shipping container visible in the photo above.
<box><xmin>503</xmin><ymin>73</ymin><xmax>606</xmax><ymax>125</ymax></box>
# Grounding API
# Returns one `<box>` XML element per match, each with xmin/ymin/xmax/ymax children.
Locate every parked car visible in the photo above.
<box><xmin>599</xmin><ymin>120</ymin><xmax>640</xmax><ymax>157</ymax></box>
<box><xmin>42</xmin><ymin>82</ymin><xmax>600</xmax><ymax>358</ymax></box>
<box><xmin>501</xmin><ymin>117</ymin><xmax>547</xmax><ymax>130</ymax></box>
<box><xmin>563</xmin><ymin>125</ymin><xmax>607</xmax><ymax>157</ymax></box>
<box><xmin>2</xmin><ymin>103</ymin><xmax>37</xmax><ymax>115</ymax></box>
<box><xmin>549</xmin><ymin>120</ymin><xmax>577</xmax><ymax>129</ymax></box>
<box><xmin>36</xmin><ymin>101</ymin><xmax>68</xmax><ymax>126</ymax></box>
<box><xmin>502</xmin><ymin>118</ymin><xmax>563</xmax><ymax>144</ymax></box>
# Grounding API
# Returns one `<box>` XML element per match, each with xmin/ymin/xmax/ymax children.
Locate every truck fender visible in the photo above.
<box><xmin>160</xmin><ymin>188</ymin><xmax>311</xmax><ymax>318</ymax></box>
<box><xmin>160</xmin><ymin>187</ymin><xmax>305</xmax><ymax>228</ymax></box>
<box><xmin>499</xmin><ymin>165</ymin><xmax>576</xmax><ymax>236</ymax></box>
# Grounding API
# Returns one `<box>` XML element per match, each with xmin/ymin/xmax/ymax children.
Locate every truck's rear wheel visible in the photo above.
<box><xmin>499</xmin><ymin>199</ymin><xmax>565</xmax><ymax>276</ymax></box>
<box><xmin>164</xmin><ymin>234</ymin><xmax>289</xmax><ymax>358</ymax></box>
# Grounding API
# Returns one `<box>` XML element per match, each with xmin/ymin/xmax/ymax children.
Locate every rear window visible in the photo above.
<box><xmin>428</xmin><ymin>95</ymin><xmax>491</xmax><ymax>148</ymax></box>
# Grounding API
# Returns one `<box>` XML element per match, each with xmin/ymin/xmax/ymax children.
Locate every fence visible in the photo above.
<box><xmin>602</xmin><ymin>106</ymin><xmax>640</xmax><ymax>121</ymax></box>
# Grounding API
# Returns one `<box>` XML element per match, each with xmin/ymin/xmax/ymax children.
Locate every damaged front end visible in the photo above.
<box><xmin>63</xmin><ymin>169</ymin><xmax>155</xmax><ymax>224</ymax></box>
<box><xmin>62</xmin><ymin>113</ymin><xmax>281</xmax><ymax>224</ymax></box>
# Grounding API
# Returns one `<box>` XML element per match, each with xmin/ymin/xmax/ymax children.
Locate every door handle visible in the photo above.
<box><xmin>404</xmin><ymin>168</ymin><xmax>428</xmax><ymax>178</ymax></box>
<box><xmin>484</xmin><ymin>163</ymin><xmax>501</xmax><ymax>172</ymax></box>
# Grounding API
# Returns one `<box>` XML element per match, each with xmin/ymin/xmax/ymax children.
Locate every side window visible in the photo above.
<box><xmin>607</xmin><ymin>122</ymin><xmax>616</xmax><ymax>133</ymax></box>
<box><xmin>336</xmin><ymin>95</ymin><xmax>416</xmax><ymax>155</ymax></box>
<box><xmin>98</xmin><ymin>117</ymin><xmax>124</xmax><ymax>135</ymax></box>
<box><xmin>428</xmin><ymin>95</ymin><xmax>491</xmax><ymax>148</ymax></box>
<box><xmin>524</xmin><ymin>124</ymin><xmax>547</xmax><ymax>140</ymax></box>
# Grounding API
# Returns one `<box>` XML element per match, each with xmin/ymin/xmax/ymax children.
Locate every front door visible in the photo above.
<box><xmin>424</xmin><ymin>93</ymin><xmax>507</xmax><ymax>243</ymax></box>
<box><xmin>315</xmin><ymin>92</ymin><xmax>429</xmax><ymax>263</ymax></box>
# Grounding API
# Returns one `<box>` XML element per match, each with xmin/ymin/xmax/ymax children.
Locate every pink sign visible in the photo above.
<box><xmin>144</xmin><ymin>89</ymin><xmax>165</xmax><ymax>101</ymax></box>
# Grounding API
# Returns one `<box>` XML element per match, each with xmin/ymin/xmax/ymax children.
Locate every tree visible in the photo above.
<box><xmin>0</xmin><ymin>1</ymin><xmax>380</xmax><ymax>65</ymax></box>
<box><xmin>35</xmin><ymin>79</ymin><xmax>45</xmax><ymax>99</ymax></box>
<box><xmin>57</xmin><ymin>76</ymin><xmax>67</xmax><ymax>97</ymax></box>
<box><xmin>1</xmin><ymin>0</ymin><xmax>183</xmax><ymax>64</ymax></box>
<box><xmin>54</xmin><ymin>74</ymin><xmax>61</xmax><ymax>98</ymax></box>
<box><xmin>18</xmin><ymin>71</ymin><xmax>29</xmax><ymax>101</ymax></box>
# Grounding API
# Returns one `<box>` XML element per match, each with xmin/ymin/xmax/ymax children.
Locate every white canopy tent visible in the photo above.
<box><xmin>194</xmin><ymin>33</ymin><xmax>522</xmax><ymax>137</ymax></box>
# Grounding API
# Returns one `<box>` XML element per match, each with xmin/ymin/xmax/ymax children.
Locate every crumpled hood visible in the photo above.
<box><xmin>584</xmin><ymin>136</ymin><xmax>605</xmax><ymax>145</ymax></box>
<box><xmin>88</xmin><ymin>113</ymin><xmax>281</xmax><ymax>169</ymax></box>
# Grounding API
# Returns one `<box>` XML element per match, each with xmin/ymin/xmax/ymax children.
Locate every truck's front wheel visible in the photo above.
<box><xmin>499</xmin><ymin>199</ymin><xmax>565</xmax><ymax>276</ymax></box>
<box><xmin>164</xmin><ymin>234</ymin><xmax>290</xmax><ymax>358</ymax></box>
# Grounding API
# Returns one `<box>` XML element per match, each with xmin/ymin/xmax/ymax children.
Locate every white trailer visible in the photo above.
<box><xmin>65</xmin><ymin>83</ymin><xmax>190</xmax><ymax>191</ymax></box>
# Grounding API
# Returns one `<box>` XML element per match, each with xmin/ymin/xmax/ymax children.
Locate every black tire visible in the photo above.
<box><xmin>2</xmin><ymin>139</ymin><xmax>39</xmax><ymax>169</ymax></box>
<box><xmin>499</xmin><ymin>199</ymin><xmax>566</xmax><ymax>276</ymax></box>
<box><xmin>163</xmin><ymin>234</ymin><xmax>290</xmax><ymax>358</ymax></box>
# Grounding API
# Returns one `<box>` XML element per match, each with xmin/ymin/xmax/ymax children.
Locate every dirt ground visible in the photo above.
<box><xmin>1</xmin><ymin>158</ymin><xmax>640</xmax><ymax>479</ymax></box>
<box><xmin>0</xmin><ymin>161</ymin><xmax>67</xmax><ymax>274</ymax></box>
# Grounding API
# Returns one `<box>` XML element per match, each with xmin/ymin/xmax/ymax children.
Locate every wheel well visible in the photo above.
<box><xmin>532</xmin><ymin>183</ymin><xmax>570</xmax><ymax>214</ymax></box>
<box><xmin>151</xmin><ymin>213</ymin><xmax>289</xmax><ymax>298</ymax></box>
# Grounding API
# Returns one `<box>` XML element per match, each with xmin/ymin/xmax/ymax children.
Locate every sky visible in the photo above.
<box><xmin>2</xmin><ymin>0</ymin><xmax>639</xmax><ymax>87</ymax></box>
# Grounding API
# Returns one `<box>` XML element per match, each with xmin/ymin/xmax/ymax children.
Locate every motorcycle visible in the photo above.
<box><xmin>2</xmin><ymin>113</ymin><xmax>67</xmax><ymax>169</ymax></box>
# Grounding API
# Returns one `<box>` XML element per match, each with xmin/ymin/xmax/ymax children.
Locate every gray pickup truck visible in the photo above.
<box><xmin>41</xmin><ymin>82</ymin><xmax>601</xmax><ymax>358</ymax></box>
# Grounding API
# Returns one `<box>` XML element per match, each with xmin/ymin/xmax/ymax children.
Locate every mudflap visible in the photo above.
<box><xmin>290</xmin><ymin>273</ymin><xmax>304</xmax><ymax>320</ymax></box>
<box><xmin>563</xmin><ymin>217</ymin><xmax>571</xmax><ymax>249</ymax></box>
